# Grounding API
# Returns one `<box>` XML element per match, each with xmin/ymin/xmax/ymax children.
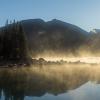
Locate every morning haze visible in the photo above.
<box><xmin>0</xmin><ymin>0</ymin><xmax>100</xmax><ymax>100</ymax></box>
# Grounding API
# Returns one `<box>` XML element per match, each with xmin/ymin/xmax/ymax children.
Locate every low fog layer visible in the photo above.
<box><xmin>19</xmin><ymin>19</ymin><xmax>100</xmax><ymax>57</ymax></box>
<box><xmin>0</xmin><ymin>19</ymin><xmax>100</xmax><ymax>60</ymax></box>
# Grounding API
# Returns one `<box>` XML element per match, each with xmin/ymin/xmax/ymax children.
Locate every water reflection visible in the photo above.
<box><xmin>0</xmin><ymin>65</ymin><xmax>100</xmax><ymax>100</ymax></box>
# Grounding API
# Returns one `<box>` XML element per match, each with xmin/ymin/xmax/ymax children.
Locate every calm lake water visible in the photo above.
<box><xmin>0</xmin><ymin>64</ymin><xmax>100</xmax><ymax>100</ymax></box>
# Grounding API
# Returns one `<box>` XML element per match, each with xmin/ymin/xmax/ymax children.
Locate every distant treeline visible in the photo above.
<box><xmin>0</xmin><ymin>20</ymin><xmax>28</xmax><ymax>62</ymax></box>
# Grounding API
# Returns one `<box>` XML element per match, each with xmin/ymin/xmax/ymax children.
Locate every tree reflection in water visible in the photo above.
<box><xmin>0</xmin><ymin>64</ymin><xmax>99</xmax><ymax>100</ymax></box>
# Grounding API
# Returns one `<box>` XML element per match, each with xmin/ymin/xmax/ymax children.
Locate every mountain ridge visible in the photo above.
<box><xmin>0</xmin><ymin>19</ymin><xmax>93</xmax><ymax>56</ymax></box>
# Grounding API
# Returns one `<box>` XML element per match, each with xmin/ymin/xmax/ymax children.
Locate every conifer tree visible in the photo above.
<box><xmin>0</xmin><ymin>20</ymin><xmax>29</xmax><ymax>62</ymax></box>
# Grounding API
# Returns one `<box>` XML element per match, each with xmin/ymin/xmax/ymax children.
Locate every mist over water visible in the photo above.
<box><xmin>34</xmin><ymin>54</ymin><xmax>100</xmax><ymax>64</ymax></box>
<box><xmin>0</xmin><ymin>64</ymin><xmax>100</xmax><ymax>100</ymax></box>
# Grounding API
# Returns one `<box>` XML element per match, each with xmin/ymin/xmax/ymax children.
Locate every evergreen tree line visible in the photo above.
<box><xmin>0</xmin><ymin>21</ymin><xmax>28</xmax><ymax>62</ymax></box>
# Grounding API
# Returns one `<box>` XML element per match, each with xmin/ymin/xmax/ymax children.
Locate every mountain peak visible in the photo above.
<box><xmin>90</xmin><ymin>29</ymin><xmax>100</xmax><ymax>34</ymax></box>
<box><xmin>21</xmin><ymin>18</ymin><xmax>45</xmax><ymax>23</ymax></box>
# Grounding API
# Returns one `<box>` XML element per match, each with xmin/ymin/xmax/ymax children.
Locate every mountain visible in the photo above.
<box><xmin>90</xmin><ymin>29</ymin><xmax>100</xmax><ymax>34</ymax></box>
<box><xmin>20</xmin><ymin>19</ymin><xmax>89</xmax><ymax>55</ymax></box>
<box><xmin>87</xmin><ymin>29</ymin><xmax>100</xmax><ymax>53</ymax></box>
<box><xmin>0</xmin><ymin>19</ymin><xmax>89</xmax><ymax>56</ymax></box>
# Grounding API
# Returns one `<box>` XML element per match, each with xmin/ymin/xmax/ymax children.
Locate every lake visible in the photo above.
<box><xmin>0</xmin><ymin>64</ymin><xmax>100</xmax><ymax>100</ymax></box>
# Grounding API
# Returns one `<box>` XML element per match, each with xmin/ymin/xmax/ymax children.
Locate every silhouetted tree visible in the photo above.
<box><xmin>0</xmin><ymin>20</ymin><xmax>29</xmax><ymax>63</ymax></box>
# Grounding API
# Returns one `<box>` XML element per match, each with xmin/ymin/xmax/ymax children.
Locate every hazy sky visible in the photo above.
<box><xmin>0</xmin><ymin>0</ymin><xmax>100</xmax><ymax>31</ymax></box>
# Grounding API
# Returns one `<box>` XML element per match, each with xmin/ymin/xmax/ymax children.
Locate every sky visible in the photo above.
<box><xmin>0</xmin><ymin>0</ymin><xmax>100</xmax><ymax>31</ymax></box>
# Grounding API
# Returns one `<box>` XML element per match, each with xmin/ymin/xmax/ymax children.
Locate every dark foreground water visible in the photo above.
<box><xmin>0</xmin><ymin>65</ymin><xmax>100</xmax><ymax>100</ymax></box>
